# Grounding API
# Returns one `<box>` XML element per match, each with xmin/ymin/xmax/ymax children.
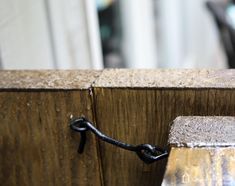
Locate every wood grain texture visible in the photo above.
<box><xmin>162</xmin><ymin>147</ymin><xmax>235</xmax><ymax>186</ymax></box>
<box><xmin>1</xmin><ymin>69</ymin><xmax>235</xmax><ymax>186</ymax></box>
<box><xmin>0</xmin><ymin>71</ymin><xmax>103</xmax><ymax>186</ymax></box>
<box><xmin>93</xmin><ymin>69</ymin><xmax>235</xmax><ymax>186</ymax></box>
<box><xmin>163</xmin><ymin>117</ymin><xmax>235</xmax><ymax>185</ymax></box>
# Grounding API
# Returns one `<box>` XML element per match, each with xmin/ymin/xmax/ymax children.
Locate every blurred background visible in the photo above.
<box><xmin>0</xmin><ymin>0</ymin><xmax>235</xmax><ymax>69</ymax></box>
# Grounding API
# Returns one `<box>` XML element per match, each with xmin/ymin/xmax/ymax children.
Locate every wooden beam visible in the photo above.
<box><xmin>162</xmin><ymin>147</ymin><xmax>235</xmax><ymax>185</ymax></box>
<box><xmin>1</xmin><ymin>69</ymin><xmax>235</xmax><ymax>186</ymax></box>
<box><xmin>0</xmin><ymin>70</ymin><xmax>100</xmax><ymax>89</ymax></box>
<box><xmin>169</xmin><ymin>116</ymin><xmax>235</xmax><ymax>147</ymax></box>
<box><xmin>163</xmin><ymin>116</ymin><xmax>235</xmax><ymax>185</ymax></box>
<box><xmin>0</xmin><ymin>70</ymin><xmax>103</xmax><ymax>186</ymax></box>
<box><xmin>93</xmin><ymin>69</ymin><xmax>235</xmax><ymax>186</ymax></box>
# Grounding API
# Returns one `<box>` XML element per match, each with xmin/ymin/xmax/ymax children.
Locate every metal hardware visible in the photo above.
<box><xmin>70</xmin><ymin>117</ymin><xmax>168</xmax><ymax>164</ymax></box>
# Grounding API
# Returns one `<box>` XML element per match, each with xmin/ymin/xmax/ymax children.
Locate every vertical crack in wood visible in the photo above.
<box><xmin>89</xmin><ymin>70</ymin><xmax>105</xmax><ymax>186</ymax></box>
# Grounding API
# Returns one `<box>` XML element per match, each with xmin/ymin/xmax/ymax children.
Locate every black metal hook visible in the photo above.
<box><xmin>70</xmin><ymin>117</ymin><xmax>168</xmax><ymax>164</ymax></box>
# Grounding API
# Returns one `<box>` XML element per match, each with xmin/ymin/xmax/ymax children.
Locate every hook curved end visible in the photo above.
<box><xmin>70</xmin><ymin>117</ymin><xmax>89</xmax><ymax>153</ymax></box>
<box><xmin>135</xmin><ymin>144</ymin><xmax>168</xmax><ymax>164</ymax></box>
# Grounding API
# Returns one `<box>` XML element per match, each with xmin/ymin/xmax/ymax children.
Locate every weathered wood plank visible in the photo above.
<box><xmin>162</xmin><ymin>147</ymin><xmax>235</xmax><ymax>186</ymax></box>
<box><xmin>1</xmin><ymin>69</ymin><xmax>235</xmax><ymax>186</ymax></box>
<box><xmin>0</xmin><ymin>70</ymin><xmax>100</xmax><ymax>89</ymax></box>
<box><xmin>169</xmin><ymin>116</ymin><xmax>235</xmax><ymax>147</ymax></box>
<box><xmin>163</xmin><ymin>116</ymin><xmax>235</xmax><ymax>185</ymax></box>
<box><xmin>94</xmin><ymin>69</ymin><xmax>235</xmax><ymax>88</ymax></box>
<box><xmin>0</xmin><ymin>70</ymin><xmax>103</xmax><ymax>186</ymax></box>
<box><xmin>93</xmin><ymin>69</ymin><xmax>235</xmax><ymax>186</ymax></box>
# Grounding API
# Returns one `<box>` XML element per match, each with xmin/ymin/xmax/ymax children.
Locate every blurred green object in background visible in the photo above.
<box><xmin>96</xmin><ymin>0</ymin><xmax>115</xmax><ymax>11</ymax></box>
